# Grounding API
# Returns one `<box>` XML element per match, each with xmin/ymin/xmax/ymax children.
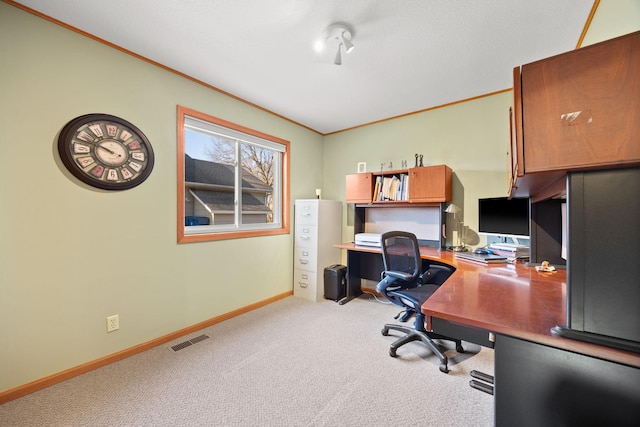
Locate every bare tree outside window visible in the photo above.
<box><xmin>203</xmin><ymin>138</ymin><xmax>275</xmax><ymax>222</ymax></box>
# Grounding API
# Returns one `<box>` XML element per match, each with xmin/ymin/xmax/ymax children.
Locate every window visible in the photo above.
<box><xmin>177</xmin><ymin>106</ymin><xmax>290</xmax><ymax>242</ymax></box>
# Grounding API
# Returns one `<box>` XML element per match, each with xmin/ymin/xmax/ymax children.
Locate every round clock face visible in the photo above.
<box><xmin>58</xmin><ymin>114</ymin><xmax>154</xmax><ymax>190</ymax></box>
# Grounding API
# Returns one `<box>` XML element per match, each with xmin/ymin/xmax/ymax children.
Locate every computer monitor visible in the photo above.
<box><xmin>478</xmin><ymin>197</ymin><xmax>530</xmax><ymax>240</ymax></box>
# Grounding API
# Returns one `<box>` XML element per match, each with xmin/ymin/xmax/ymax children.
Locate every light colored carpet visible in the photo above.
<box><xmin>0</xmin><ymin>295</ymin><xmax>494</xmax><ymax>426</ymax></box>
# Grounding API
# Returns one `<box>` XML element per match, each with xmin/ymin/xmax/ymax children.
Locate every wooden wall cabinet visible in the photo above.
<box><xmin>345</xmin><ymin>165</ymin><xmax>452</xmax><ymax>204</ymax></box>
<box><xmin>408</xmin><ymin>164</ymin><xmax>452</xmax><ymax>202</ymax></box>
<box><xmin>345</xmin><ymin>172</ymin><xmax>373</xmax><ymax>203</ymax></box>
<box><xmin>508</xmin><ymin>67</ymin><xmax>524</xmax><ymax>196</ymax></box>
<box><xmin>510</xmin><ymin>30</ymin><xmax>640</xmax><ymax>199</ymax></box>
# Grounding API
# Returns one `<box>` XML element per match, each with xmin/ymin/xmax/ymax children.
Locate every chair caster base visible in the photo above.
<box><xmin>381</xmin><ymin>323</ymin><xmax>458</xmax><ymax>373</ymax></box>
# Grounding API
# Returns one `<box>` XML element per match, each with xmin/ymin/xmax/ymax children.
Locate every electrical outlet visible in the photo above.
<box><xmin>106</xmin><ymin>314</ymin><xmax>119</xmax><ymax>332</ymax></box>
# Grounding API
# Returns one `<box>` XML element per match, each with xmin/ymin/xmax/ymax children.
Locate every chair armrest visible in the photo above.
<box><xmin>376</xmin><ymin>275</ymin><xmax>401</xmax><ymax>293</ymax></box>
<box><xmin>419</xmin><ymin>265</ymin><xmax>454</xmax><ymax>285</ymax></box>
<box><xmin>384</xmin><ymin>271</ymin><xmax>414</xmax><ymax>281</ymax></box>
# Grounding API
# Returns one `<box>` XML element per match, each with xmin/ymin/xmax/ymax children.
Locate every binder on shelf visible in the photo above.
<box><xmin>372</xmin><ymin>173</ymin><xmax>410</xmax><ymax>201</ymax></box>
<box><xmin>369</xmin><ymin>172</ymin><xmax>411</xmax><ymax>202</ymax></box>
<box><xmin>373</xmin><ymin>177</ymin><xmax>381</xmax><ymax>202</ymax></box>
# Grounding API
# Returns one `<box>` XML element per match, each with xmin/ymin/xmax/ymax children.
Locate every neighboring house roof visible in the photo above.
<box><xmin>185</xmin><ymin>155</ymin><xmax>272</xmax><ymax>191</ymax></box>
<box><xmin>185</xmin><ymin>155</ymin><xmax>272</xmax><ymax>214</ymax></box>
<box><xmin>192</xmin><ymin>190</ymin><xmax>270</xmax><ymax>213</ymax></box>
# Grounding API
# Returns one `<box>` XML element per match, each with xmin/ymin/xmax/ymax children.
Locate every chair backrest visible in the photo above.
<box><xmin>380</xmin><ymin>231</ymin><xmax>421</xmax><ymax>282</ymax></box>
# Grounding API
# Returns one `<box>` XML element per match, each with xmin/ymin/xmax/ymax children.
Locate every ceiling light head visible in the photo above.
<box><xmin>321</xmin><ymin>23</ymin><xmax>355</xmax><ymax>65</ymax></box>
<box><xmin>342</xmin><ymin>33</ymin><xmax>355</xmax><ymax>54</ymax></box>
<box><xmin>334</xmin><ymin>43</ymin><xmax>342</xmax><ymax>65</ymax></box>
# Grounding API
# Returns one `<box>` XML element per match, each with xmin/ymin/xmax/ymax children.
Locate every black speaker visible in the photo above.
<box><xmin>324</xmin><ymin>264</ymin><xmax>346</xmax><ymax>301</ymax></box>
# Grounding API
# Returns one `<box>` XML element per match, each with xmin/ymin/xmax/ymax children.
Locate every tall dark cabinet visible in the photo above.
<box><xmin>562</xmin><ymin>167</ymin><xmax>640</xmax><ymax>350</ymax></box>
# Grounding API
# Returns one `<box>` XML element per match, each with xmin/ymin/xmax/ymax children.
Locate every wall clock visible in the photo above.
<box><xmin>58</xmin><ymin>113</ymin><xmax>155</xmax><ymax>190</ymax></box>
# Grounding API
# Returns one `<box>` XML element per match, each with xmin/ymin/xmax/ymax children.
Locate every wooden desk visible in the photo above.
<box><xmin>335</xmin><ymin>242</ymin><xmax>639</xmax><ymax>367</ymax></box>
<box><xmin>419</xmin><ymin>250</ymin><xmax>640</xmax><ymax>426</ymax></box>
<box><xmin>336</xmin><ymin>242</ymin><xmax>640</xmax><ymax>424</ymax></box>
<box><xmin>418</xmin><ymin>249</ymin><xmax>639</xmax><ymax>368</ymax></box>
<box><xmin>334</xmin><ymin>242</ymin><xmax>567</xmax><ymax>338</ymax></box>
<box><xmin>422</xmin><ymin>253</ymin><xmax>567</xmax><ymax>350</ymax></box>
<box><xmin>333</xmin><ymin>243</ymin><xmax>455</xmax><ymax>305</ymax></box>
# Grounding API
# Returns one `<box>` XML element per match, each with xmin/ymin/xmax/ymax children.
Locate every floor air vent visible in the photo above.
<box><xmin>170</xmin><ymin>334</ymin><xmax>209</xmax><ymax>352</ymax></box>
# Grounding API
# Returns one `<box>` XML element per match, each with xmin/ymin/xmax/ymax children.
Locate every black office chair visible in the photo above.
<box><xmin>376</xmin><ymin>231</ymin><xmax>464</xmax><ymax>373</ymax></box>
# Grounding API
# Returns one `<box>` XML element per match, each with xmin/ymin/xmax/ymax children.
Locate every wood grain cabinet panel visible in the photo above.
<box><xmin>345</xmin><ymin>165</ymin><xmax>452</xmax><ymax>205</ymax></box>
<box><xmin>510</xmin><ymin>30</ymin><xmax>640</xmax><ymax>200</ymax></box>
<box><xmin>408</xmin><ymin>165</ymin><xmax>452</xmax><ymax>203</ymax></box>
<box><xmin>345</xmin><ymin>172</ymin><xmax>373</xmax><ymax>203</ymax></box>
<box><xmin>521</xmin><ymin>31</ymin><xmax>640</xmax><ymax>173</ymax></box>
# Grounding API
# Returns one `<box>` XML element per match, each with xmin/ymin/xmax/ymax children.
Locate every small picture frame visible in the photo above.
<box><xmin>357</xmin><ymin>162</ymin><xmax>367</xmax><ymax>173</ymax></box>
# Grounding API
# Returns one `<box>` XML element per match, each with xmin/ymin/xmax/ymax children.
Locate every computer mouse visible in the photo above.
<box><xmin>474</xmin><ymin>248</ymin><xmax>493</xmax><ymax>255</ymax></box>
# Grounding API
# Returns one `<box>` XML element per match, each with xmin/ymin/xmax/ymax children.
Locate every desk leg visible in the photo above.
<box><xmin>338</xmin><ymin>249</ymin><xmax>363</xmax><ymax>305</ymax></box>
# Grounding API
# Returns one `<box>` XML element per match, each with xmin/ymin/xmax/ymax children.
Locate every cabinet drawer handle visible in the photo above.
<box><xmin>299</xmin><ymin>259</ymin><xmax>309</xmax><ymax>264</ymax></box>
<box><xmin>301</xmin><ymin>274</ymin><xmax>308</xmax><ymax>279</ymax></box>
<box><xmin>301</xmin><ymin>236</ymin><xmax>310</xmax><ymax>240</ymax></box>
<box><xmin>298</xmin><ymin>282</ymin><xmax>308</xmax><ymax>288</ymax></box>
<box><xmin>302</xmin><ymin>213</ymin><xmax>311</xmax><ymax>217</ymax></box>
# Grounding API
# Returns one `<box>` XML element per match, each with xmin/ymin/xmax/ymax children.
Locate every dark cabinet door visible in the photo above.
<box><xmin>495</xmin><ymin>335</ymin><xmax>640</xmax><ymax>427</ymax></box>
<box><xmin>567</xmin><ymin>167</ymin><xmax>640</xmax><ymax>344</ymax></box>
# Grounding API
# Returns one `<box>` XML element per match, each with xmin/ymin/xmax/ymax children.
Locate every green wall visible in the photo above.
<box><xmin>0</xmin><ymin>3</ymin><xmax>324</xmax><ymax>392</ymax></box>
<box><xmin>1</xmin><ymin>0</ymin><xmax>638</xmax><ymax>394</ymax></box>
<box><xmin>323</xmin><ymin>92</ymin><xmax>511</xmax><ymax>249</ymax></box>
<box><xmin>323</xmin><ymin>0</ymin><xmax>640</xmax><ymax>250</ymax></box>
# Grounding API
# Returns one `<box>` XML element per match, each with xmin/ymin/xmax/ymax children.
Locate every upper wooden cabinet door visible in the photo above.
<box><xmin>509</xmin><ymin>66</ymin><xmax>525</xmax><ymax>197</ymax></box>
<box><xmin>345</xmin><ymin>173</ymin><xmax>373</xmax><ymax>203</ymax></box>
<box><xmin>521</xmin><ymin>31</ymin><xmax>640</xmax><ymax>173</ymax></box>
<box><xmin>408</xmin><ymin>165</ymin><xmax>452</xmax><ymax>202</ymax></box>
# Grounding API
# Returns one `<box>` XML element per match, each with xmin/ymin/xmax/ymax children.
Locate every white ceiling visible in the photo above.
<box><xmin>13</xmin><ymin>0</ymin><xmax>595</xmax><ymax>134</ymax></box>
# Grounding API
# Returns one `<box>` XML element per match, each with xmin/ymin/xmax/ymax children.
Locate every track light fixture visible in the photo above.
<box><xmin>334</xmin><ymin>44</ymin><xmax>343</xmax><ymax>65</ymax></box>
<box><xmin>342</xmin><ymin>33</ymin><xmax>354</xmax><ymax>54</ymax></box>
<box><xmin>321</xmin><ymin>23</ymin><xmax>355</xmax><ymax>65</ymax></box>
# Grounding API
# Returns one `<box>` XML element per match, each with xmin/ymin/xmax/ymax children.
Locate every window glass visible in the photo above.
<box><xmin>177</xmin><ymin>106</ymin><xmax>289</xmax><ymax>242</ymax></box>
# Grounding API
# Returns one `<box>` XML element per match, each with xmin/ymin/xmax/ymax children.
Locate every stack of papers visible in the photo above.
<box><xmin>455</xmin><ymin>252</ymin><xmax>507</xmax><ymax>264</ymax></box>
<box><xmin>489</xmin><ymin>243</ymin><xmax>530</xmax><ymax>259</ymax></box>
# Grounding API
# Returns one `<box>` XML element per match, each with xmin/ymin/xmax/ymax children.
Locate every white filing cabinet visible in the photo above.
<box><xmin>294</xmin><ymin>199</ymin><xmax>342</xmax><ymax>301</ymax></box>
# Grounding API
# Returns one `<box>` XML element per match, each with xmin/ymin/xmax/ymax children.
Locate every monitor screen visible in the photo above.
<box><xmin>478</xmin><ymin>197</ymin><xmax>530</xmax><ymax>238</ymax></box>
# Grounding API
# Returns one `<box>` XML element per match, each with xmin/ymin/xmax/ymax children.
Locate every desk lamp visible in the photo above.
<box><xmin>445</xmin><ymin>203</ymin><xmax>467</xmax><ymax>252</ymax></box>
